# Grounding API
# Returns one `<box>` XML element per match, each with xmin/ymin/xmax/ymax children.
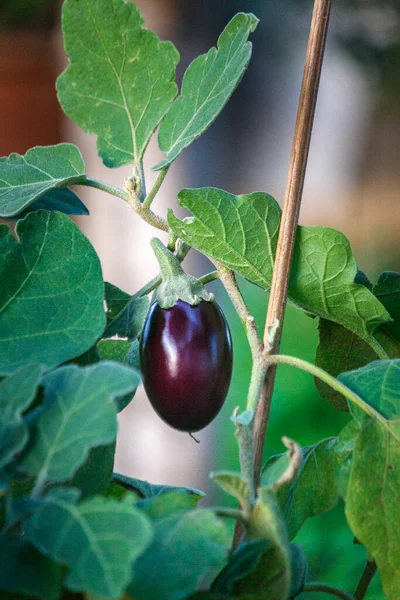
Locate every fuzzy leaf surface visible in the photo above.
<box><xmin>0</xmin><ymin>535</ymin><xmax>63</xmax><ymax>600</ymax></box>
<box><xmin>338</xmin><ymin>360</ymin><xmax>400</xmax><ymax>599</ymax></box>
<box><xmin>129</xmin><ymin>504</ymin><xmax>229</xmax><ymax>600</ymax></box>
<box><xmin>0</xmin><ymin>364</ymin><xmax>42</xmax><ymax>468</ymax></box>
<box><xmin>155</xmin><ymin>13</ymin><xmax>258</xmax><ymax>169</ymax></box>
<box><xmin>20</xmin><ymin>363</ymin><xmax>139</xmax><ymax>485</ymax></box>
<box><xmin>58</xmin><ymin>0</ymin><xmax>179</xmax><ymax>167</ymax></box>
<box><xmin>0</xmin><ymin>211</ymin><xmax>105</xmax><ymax>375</ymax></box>
<box><xmin>25</xmin><ymin>487</ymin><xmax>152</xmax><ymax>599</ymax></box>
<box><xmin>0</xmin><ymin>144</ymin><xmax>86</xmax><ymax>217</ymax></box>
<box><xmin>168</xmin><ymin>188</ymin><xmax>389</xmax><ymax>346</ymax></box>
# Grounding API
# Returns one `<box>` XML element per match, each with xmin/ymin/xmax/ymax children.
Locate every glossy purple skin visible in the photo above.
<box><xmin>140</xmin><ymin>299</ymin><xmax>233</xmax><ymax>432</ymax></box>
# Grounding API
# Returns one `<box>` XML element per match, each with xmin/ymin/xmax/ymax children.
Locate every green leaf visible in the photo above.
<box><xmin>262</xmin><ymin>437</ymin><xmax>349</xmax><ymax>540</ymax></box>
<box><xmin>0</xmin><ymin>144</ymin><xmax>86</xmax><ymax>217</ymax></box>
<box><xmin>6</xmin><ymin>188</ymin><xmax>89</xmax><ymax>220</ymax></box>
<box><xmin>168</xmin><ymin>189</ymin><xmax>390</xmax><ymax>347</ymax></box>
<box><xmin>0</xmin><ymin>364</ymin><xmax>42</xmax><ymax>468</ymax></box>
<box><xmin>210</xmin><ymin>471</ymin><xmax>250</xmax><ymax>508</ymax></box>
<box><xmin>112</xmin><ymin>472</ymin><xmax>205</xmax><ymax>503</ymax></box>
<box><xmin>57</xmin><ymin>0</ymin><xmax>179</xmax><ymax>168</ymax></box>
<box><xmin>19</xmin><ymin>363</ymin><xmax>139</xmax><ymax>486</ymax></box>
<box><xmin>25</xmin><ymin>487</ymin><xmax>153</xmax><ymax>599</ymax></box>
<box><xmin>234</xmin><ymin>489</ymin><xmax>291</xmax><ymax>600</ymax></box>
<box><xmin>211</xmin><ymin>539</ymin><xmax>270</xmax><ymax>595</ymax></box>
<box><xmin>315</xmin><ymin>271</ymin><xmax>400</xmax><ymax>411</ymax></box>
<box><xmin>154</xmin><ymin>13</ymin><xmax>258</xmax><ymax>170</ymax></box>
<box><xmin>69</xmin><ymin>442</ymin><xmax>116</xmax><ymax>500</ymax></box>
<box><xmin>135</xmin><ymin>490</ymin><xmax>203</xmax><ymax>521</ymax></box>
<box><xmin>0</xmin><ymin>211</ymin><xmax>106</xmax><ymax>375</ymax></box>
<box><xmin>105</xmin><ymin>281</ymin><xmax>130</xmax><ymax>321</ymax></box>
<box><xmin>96</xmin><ymin>341</ymin><xmax>141</xmax><ymax>410</ymax></box>
<box><xmin>129</xmin><ymin>505</ymin><xmax>229</xmax><ymax>600</ymax></box>
<box><xmin>104</xmin><ymin>293</ymin><xmax>149</xmax><ymax>339</ymax></box>
<box><xmin>288</xmin><ymin>545</ymin><xmax>307</xmax><ymax>599</ymax></box>
<box><xmin>0</xmin><ymin>535</ymin><xmax>63</xmax><ymax>600</ymax></box>
<box><xmin>338</xmin><ymin>360</ymin><xmax>400</xmax><ymax>599</ymax></box>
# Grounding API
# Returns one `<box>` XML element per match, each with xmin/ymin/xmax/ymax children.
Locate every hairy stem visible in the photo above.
<box><xmin>142</xmin><ymin>166</ymin><xmax>170</xmax><ymax>210</ymax></box>
<box><xmin>303</xmin><ymin>582</ymin><xmax>354</xmax><ymax>600</ymax></box>
<box><xmin>253</xmin><ymin>0</ymin><xmax>331</xmax><ymax>488</ymax></box>
<box><xmin>83</xmin><ymin>177</ymin><xmax>128</xmax><ymax>201</ymax></box>
<box><xmin>354</xmin><ymin>561</ymin><xmax>377</xmax><ymax>600</ymax></box>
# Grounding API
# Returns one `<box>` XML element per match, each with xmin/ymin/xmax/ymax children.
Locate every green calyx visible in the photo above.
<box><xmin>151</xmin><ymin>238</ymin><xmax>214</xmax><ymax>308</ymax></box>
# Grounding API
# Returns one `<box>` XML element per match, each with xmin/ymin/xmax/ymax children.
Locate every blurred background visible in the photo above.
<box><xmin>1</xmin><ymin>0</ymin><xmax>399</xmax><ymax>597</ymax></box>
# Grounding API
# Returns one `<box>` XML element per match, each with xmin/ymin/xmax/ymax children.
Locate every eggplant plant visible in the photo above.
<box><xmin>0</xmin><ymin>0</ymin><xmax>399</xmax><ymax>599</ymax></box>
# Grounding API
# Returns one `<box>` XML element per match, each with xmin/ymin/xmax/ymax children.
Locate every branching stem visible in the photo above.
<box><xmin>354</xmin><ymin>561</ymin><xmax>377</xmax><ymax>600</ymax></box>
<box><xmin>142</xmin><ymin>166</ymin><xmax>170</xmax><ymax>210</ymax></box>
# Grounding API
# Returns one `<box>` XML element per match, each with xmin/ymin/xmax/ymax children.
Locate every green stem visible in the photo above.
<box><xmin>264</xmin><ymin>354</ymin><xmax>395</xmax><ymax>439</ymax></box>
<box><xmin>132</xmin><ymin>270</ymin><xmax>218</xmax><ymax>302</ymax></box>
<box><xmin>303</xmin><ymin>582</ymin><xmax>354</xmax><ymax>600</ymax></box>
<box><xmin>142</xmin><ymin>166</ymin><xmax>170</xmax><ymax>210</ymax></box>
<box><xmin>246</xmin><ymin>359</ymin><xmax>268</xmax><ymax>412</ymax></box>
<box><xmin>82</xmin><ymin>177</ymin><xmax>128</xmax><ymax>202</ymax></box>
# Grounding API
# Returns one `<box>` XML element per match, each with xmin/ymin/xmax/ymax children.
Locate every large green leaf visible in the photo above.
<box><xmin>19</xmin><ymin>363</ymin><xmax>139</xmax><ymax>486</ymax></box>
<box><xmin>6</xmin><ymin>188</ymin><xmax>89</xmax><ymax>221</ymax></box>
<box><xmin>262</xmin><ymin>437</ymin><xmax>351</xmax><ymax>540</ymax></box>
<box><xmin>168</xmin><ymin>188</ymin><xmax>389</xmax><ymax>347</ymax></box>
<box><xmin>0</xmin><ymin>364</ymin><xmax>42</xmax><ymax>468</ymax></box>
<box><xmin>129</xmin><ymin>500</ymin><xmax>229</xmax><ymax>600</ymax></box>
<box><xmin>25</xmin><ymin>487</ymin><xmax>152</xmax><ymax>599</ymax></box>
<box><xmin>211</xmin><ymin>539</ymin><xmax>270</xmax><ymax>595</ymax></box>
<box><xmin>0</xmin><ymin>211</ymin><xmax>105</xmax><ymax>375</ymax></box>
<box><xmin>0</xmin><ymin>144</ymin><xmax>86</xmax><ymax>217</ymax></box>
<box><xmin>57</xmin><ymin>0</ymin><xmax>179</xmax><ymax>168</ymax></box>
<box><xmin>69</xmin><ymin>442</ymin><xmax>116</xmax><ymax>500</ymax></box>
<box><xmin>154</xmin><ymin>13</ymin><xmax>258</xmax><ymax>170</ymax></box>
<box><xmin>97</xmin><ymin>340</ymin><xmax>141</xmax><ymax>410</ymax></box>
<box><xmin>316</xmin><ymin>271</ymin><xmax>400</xmax><ymax>410</ymax></box>
<box><xmin>338</xmin><ymin>360</ymin><xmax>400</xmax><ymax>600</ymax></box>
<box><xmin>0</xmin><ymin>535</ymin><xmax>63</xmax><ymax>600</ymax></box>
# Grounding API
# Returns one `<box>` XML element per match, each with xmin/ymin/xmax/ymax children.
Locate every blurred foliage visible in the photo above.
<box><xmin>0</xmin><ymin>0</ymin><xmax>57</xmax><ymax>30</ymax></box>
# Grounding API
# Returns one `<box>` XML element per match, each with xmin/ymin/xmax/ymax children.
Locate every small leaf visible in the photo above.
<box><xmin>129</xmin><ymin>504</ymin><xmax>229</xmax><ymax>600</ymax></box>
<box><xmin>154</xmin><ymin>13</ymin><xmax>258</xmax><ymax>170</ymax></box>
<box><xmin>112</xmin><ymin>473</ymin><xmax>205</xmax><ymax>503</ymax></box>
<box><xmin>262</xmin><ymin>437</ymin><xmax>349</xmax><ymax>540</ymax></box>
<box><xmin>69</xmin><ymin>442</ymin><xmax>116</xmax><ymax>500</ymax></box>
<box><xmin>96</xmin><ymin>341</ymin><xmax>141</xmax><ymax>410</ymax></box>
<box><xmin>338</xmin><ymin>360</ymin><xmax>400</xmax><ymax>599</ymax></box>
<box><xmin>0</xmin><ymin>364</ymin><xmax>42</xmax><ymax>468</ymax></box>
<box><xmin>104</xmin><ymin>295</ymin><xmax>149</xmax><ymax>340</ymax></box>
<box><xmin>20</xmin><ymin>363</ymin><xmax>139</xmax><ymax>486</ymax></box>
<box><xmin>105</xmin><ymin>281</ymin><xmax>131</xmax><ymax>321</ymax></box>
<box><xmin>168</xmin><ymin>188</ymin><xmax>389</xmax><ymax>347</ymax></box>
<box><xmin>234</xmin><ymin>488</ymin><xmax>291</xmax><ymax>599</ymax></box>
<box><xmin>211</xmin><ymin>539</ymin><xmax>270</xmax><ymax>595</ymax></box>
<box><xmin>0</xmin><ymin>144</ymin><xmax>86</xmax><ymax>217</ymax></box>
<box><xmin>0</xmin><ymin>211</ymin><xmax>106</xmax><ymax>375</ymax></box>
<box><xmin>25</xmin><ymin>487</ymin><xmax>153</xmax><ymax>599</ymax></box>
<box><xmin>315</xmin><ymin>270</ymin><xmax>400</xmax><ymax>411</ymax></box>
<box><xmin>289</xmin><ymin>545</ymin><xmax>307</xmax><ymax>599</ymax></box>
<box><xmin>57</xmin><ymin>0</ymin><xmax>179</xmax><ymax>168</ymax></box>
<box><xmin>0</xmin><ymin>535</ymin><xmax>63</xmax><ymax>600</ymax></box>
<box><xmin>210</xmin><ymin>471</ymin><xmax>250</xmax><ymax>509</ymax></box>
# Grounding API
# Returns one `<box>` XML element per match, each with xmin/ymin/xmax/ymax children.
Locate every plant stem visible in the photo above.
<box><xmin>253</xmin><ymin>0</ymin><xmax>331</xmax><ymax>487</ymax></box>
<box><xmin>142</xmin><ymin>166</ymin><xmax>170</xmax><ymax>210</ymax></box>
<box><xmin>83</xmin><ymin>177</ymin><xmax>128</xmax><ymax>202</ymax></box>
<box><xmin>214</xmin><ymin>507</ymin><xmax>249</xmax><ymax>527</ymax></box>
<box><xmin>264</xmin><ymin>354</ymin><xmax>396</xmax><ymax>440</ymax></box>
<box><xmin>353</xmin><ymin>561</ymin><xmax>377</xmax><ymax>600</ymax></box>
<box><xmin>303</xmin><ymin>582</ymin><xmax>354</xmax><ymax>600</ymax></box>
